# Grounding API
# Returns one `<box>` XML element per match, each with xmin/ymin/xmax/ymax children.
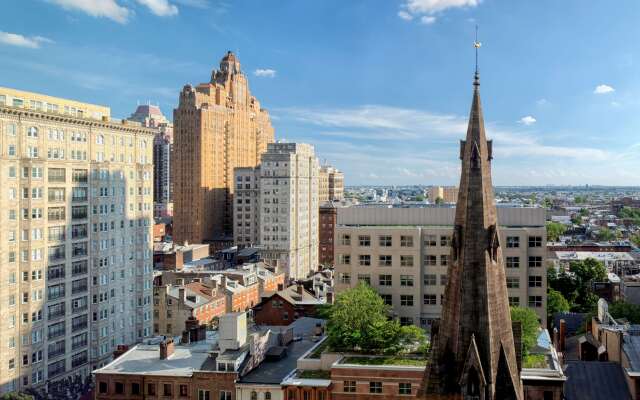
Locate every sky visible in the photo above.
<box><xmin>1</xmin><ymin>0</ymin><xmax>639</xmax><ymax>186</ymax></box>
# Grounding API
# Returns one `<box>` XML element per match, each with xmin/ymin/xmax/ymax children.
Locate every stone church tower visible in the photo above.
<box><xmin>423</xmin><ymin>69</ymin><xmax>523</xmax><ymax>400</ymax></box>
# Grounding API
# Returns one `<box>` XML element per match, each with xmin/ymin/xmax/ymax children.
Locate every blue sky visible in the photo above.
<box><xmin>1</xmin><ymin>0</ymin><xmax>639</xmax><ymax>186</ymax></box>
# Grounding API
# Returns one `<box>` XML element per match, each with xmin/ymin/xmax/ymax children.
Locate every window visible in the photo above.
<box><xmin>400</xmin><ymin>235</ymin><xmax>413</xmax><ymax>247</ymax></box>
<box><xmin>219</xmin><ymin>391</ymin><xmax>231</xmax><ymax>400</ymax></box>
<box><xmin>441</xmin><ymin>274</ymin><xmax>448</xmax><ymax>285</ymax></box>
<box><xmin>399</xmin><ymin>383</ymin><xmax>412</xmax><ymax>395</ymax></box>
<box><xmin>400</xmin><ymin>275</ymin><xmax>414</xmax><ymax>287</ymax></box>
<box><xmin>379</xmin><ymin>235</ymin><xmax>392</xmax><ymax>247</ymax></box>
<box><xmin>163</xmin><ymin>384</ymin><xmax>172</xmax><ymax>396</ymax></box>
<box><xmin>27</xmin><ymin>126</ymin><xmax>38</xmax><ymax>138</ymax></box>
<box><xmin>528</xmin><ymin>236</ymin><xmax>543</xmax><ymax>247</ymax></box>
<box><xmin>424</xmin><ymin>235</ymin><xmax>437</xmax><ymax>246</ymax></box>
<box><xmin>529</xmin><ymin>296</ymin><xmax>543</xmax><ymax>307</ymax></box>
<box><xmin>424</xmin><ymin>274</ymin><xmax>437</xmax><ymax>286</ymax></box>
<box><xmin>339</xmin><ymin>273</ymin><xmax>351</xmax><ymax>285</ymax></box>
<box><xmin>400</xmin><ymin>255</ymin><xmax>414</xmax><ymax>267</ymax></box>
<box><xmin>424</xmin><ymin>255</ymin><xmax>437</xmax><ymax>266</ymax></box>
<box><xmin>509</xmin><ymin>296</ymin><xmax>520</xmax><ymax>306</ymax></box>
<box><xmin>380</xmin><ymin>294</ymin><xmax>392</xmax><ymax>306</ymax></box>
<box><xmin>340</xmin><ymin>234</ymin><xmax>351</xmax><ymax>245</ymax></box>
<box><xmin>344</xmin><ymin>381</ymin><xmax>356</xmax><ymax>393</ymax></box>
<box><xmin>400</xmin><ymin>295</ymin><xmax>413</xmax><ymax>306</ymax></box>
<box><xmin>337</xmin><ymin>254</ymin><xmax>351</xmax><ymax>265</ymax></box>
<box><xmin>48</xmin><ymin>207</ymin><xmax>65</xmax><ymax>221</ymax></box>
<box><xmin>358</xmin><ymin>274</ymin><xmax>371</xmax><ymax>285</ymax></box>
<box><xmin>250</xmin><ymin>391</ymin><xmax>257</xmax><ymax>400</ymax></box>
<box><xmin>48</xmin><ymin>168</ymin><xmax>66</xmax><ymax>182</ymax></box>
<box><xmin>48</xmin><ymin>188</ymin><xmax>65</xmax><ymax>202</ymax></box>
<box><xmin>180</xmin><ymin>384</ymin><xmax>188</xmax><ymax>396</ymax></box>
<box><xmin>440</xmin><ymin>235</ymin><xmax>451</xmax><ymax>247</ymax></box>
<box><xmin>265</xmin><ymin>392</ymin><xmax>271</xmax><ymax>400</ymax></box>
<box><xmin>115</xmin><ymin>382</ymin><xmax>124</xmax><ymax>394</ymax></box>
<box><xmin>379</xmin><ymin>274</ymin><xmax>392</xmax><ymax>286</ymax></box>
<box><xmin>400</xmin><ymin>317</ymin><xmax>413</xmax><ymax>326</ymax></box>
<box><xmin>528</xmin><ymin>256</ymin><xmax>543</xmax><ymax>268</ymax></box>
<box><xmin>506</xmin><ymin>277</ymin><xmax>520</xmax><ymax>288</ymax></box>
<box><xmin>132</xmin><ymin>383</ymin><xmax>141</xmax><ymax>395</ymax></box>
<box><xmin>529</xmin><ymin>276</ymin><xmax>543</xmax><ymax>288</ymax></box>
<box><xmin>369</xmin><ymin>382</ymin><xmax>383</xmax><ymax>394</ymax></box>
<box><xmin>147</xmin><ymin>383</ymin><xmax>156</xmax><ymax>396</ymax></box>
<box><xmin>99</xmin><ymin>382</ymin><xmax>108</xmax><ymax>394</ymax></box>
<box><xmin>198</xmin><ymin>390</ymin><xmax>211</xmax><ymax>400</ymax></box>
<box><xmin>506</xmin><ymin>236</ymin><xmax>520</xmax><ymax>248</ymax></box>
<box><xmin>359</xmin><ymin>254</ymin><xmax>371</xmax><ymax>266</ymax></box>
<box><xmin>358</xmin><ymin>235</ymin><xmax>371</xmax><ymax>247</ymax></box>
<box><xmin>423</xmin><ymin>294</ymin><xmax>437</xmax><ymax>305</ymax></box>
<box><xmin>379</xmin><ymin>255</ymin><xmax>392</xmax><ymax>267</ymax></box>
<box><xmin>441</xmin><ymin>255</ymin><xmax>449</xmax><ymax>266</ymax></box>
<box><xmin>506</xmin><ymin>256</ymin><xmax>520</xmax><ymax>268</ymax></box>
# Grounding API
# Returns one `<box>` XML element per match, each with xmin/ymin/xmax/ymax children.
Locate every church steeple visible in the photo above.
<box><xmin>423</xmin><ymin>37</ymin><xmax>523</xmax><ymax>400</ymax></box>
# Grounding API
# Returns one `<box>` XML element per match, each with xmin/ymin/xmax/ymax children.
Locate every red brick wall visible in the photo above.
<box><xmin>331</xmin><ymin>366</ymin><xmax>425</xmax><ymax>400</ymax></box>
<box><xmin>319</xmin><ymin>207</ymin><xmax>336</xmax><ymax>266</ymax></box>
<box><xmin>253</xmin><ymin>294</ymin><xmax>318</xmax><ymax>325</ymax></box>
<box><xmin>231</xmin><ymin>285</ymin><xmax>259</xmax><ymax>312</ymax></box>
<box><xmin>193</xmin><ymin>297</ymin><xmax>226</xmax><ymax>325</ymax></box>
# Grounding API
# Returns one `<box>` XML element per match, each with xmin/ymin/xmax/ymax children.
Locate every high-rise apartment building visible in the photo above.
<box><xmin>128</xmin><ymin>105</ymin><xmax>173</xmax><ymax>218</ymax></box>
<box><xmin>173</xmin><ymin>51</ymin><xmax>274</xmax><ymax>248</ymax></box>
<box><xmin>333</xmin><ymin>207</ymin><xmax>547</xmax><ymax>326</ymax></box>
<box><xmin>0</xmin><ymin>87</ymin><xmax>154</xmax><ymax>394</ymax></box>
<box><xmin>233</xmin><ymin>143</ymin><xmax>320</xmax><ymax>279</ymax></box>
<box><xmin>318</xmin><ymin>165</ymin><xmax>344</xmax><ymax>203</ymax></box>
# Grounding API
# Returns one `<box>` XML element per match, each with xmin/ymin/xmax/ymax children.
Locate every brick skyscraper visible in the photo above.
<box><xmin>423</xmin><ymin>69</ymin><xmax>523</xmax><ymax>398</ymax></box>
<box><xmin>173</xmin><ymin>51</ymin><xmax>274</xmax><ymax>247</ymax></box>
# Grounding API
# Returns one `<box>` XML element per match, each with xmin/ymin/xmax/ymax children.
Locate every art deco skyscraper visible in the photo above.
<box><xmin>173</xmin><ymin>52</ymin><xmax>274</xmax><ymax>248</ymax></box>
<box><xmin>423</xmin><ymin>70</ymin><xmax>523</xmax><ymax>398</ymax></box>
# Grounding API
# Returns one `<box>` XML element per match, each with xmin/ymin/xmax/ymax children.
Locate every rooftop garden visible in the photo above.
<box><xmin>523</xmin><ymin>354</ymin><xmax>548</xmax><ymax>369</ymax></box>
<box><xmin>321</xmin><ymin>283</ymin><xmax>429</xmax><ymax>357</ymax></box>
<box><xmin>307</xmin><ymin>340</ymin><xmax>329</xmax><ymax>359</ymax></box>
<box><xmin>298</xmin><ymin>370</ymin><xmax>332</xmax><ymax>379</ymax></box>
<box><xmin>341</xmin><ymin>356</ymin><xmax>428</xmax><ymax>367</ymax></box>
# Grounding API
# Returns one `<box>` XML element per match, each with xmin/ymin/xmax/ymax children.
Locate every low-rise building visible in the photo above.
<box><xmin>153</xmin><ymin>282</ymin><xmax>226</xmax><ymax>337</ymax></box>
<box><xmin>551</xmin><ymin>250</ymin><xmax>636</xmax><ymax>276</ymax></box>
<box><xmin>154</xmin><ymin>242</ymin><xmax>211</xmax><ymax>270</ymax></box>
<box><xmin>254</xmin><ymin>283</ymin><xmax>324</xmax><ymax>326</ymax></box>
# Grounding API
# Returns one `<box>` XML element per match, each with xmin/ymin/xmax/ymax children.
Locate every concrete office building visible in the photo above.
<box><xmin>234</xmin><ymin>143</ymin><xmax>320</xmax><ymax>280</ymax></box>
<box><xmin>0</xmin><ymin>87</ymin><xmax>154</xmax><ymax>393</ymax></box>
<box><xmin>128</xmin><ymin>104</ymin><xmax>173</xmax><ymax>218</ymax></box>
<box><xmin>173</xmin><ymin>51</ymin><xmax>274</xmax><ymax>249</ymax></box>
<box><xmin>333</xmin><ymin>207</ymin><xmax>547</xmax><ymax>326</ymax></box>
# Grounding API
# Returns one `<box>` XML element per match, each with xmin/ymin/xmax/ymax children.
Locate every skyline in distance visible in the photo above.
<box><xmin>1</xmin><ymin>0</ymin><xmax>639</xmax><ymax>186</ymax></box>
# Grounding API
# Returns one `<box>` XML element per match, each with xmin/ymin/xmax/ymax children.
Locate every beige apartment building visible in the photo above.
<box><xmin>318</xmin><ymin>165</ymin><xmax>344</xmax><ymax>203</ymax></box>
<box><xmin>427</xmin><ymin>186</ymin><xmax>458</xmax><ymax>204</ymax></box>
<box><xmin>234</xmin><ymin>143</ymin><xmax>320</xmax><ymax>279</ymax></box>
<box><xmin>173</xmin><ymin>51</ymin><xmax>274</xmax><ymax>248</ymax></box>
<box><xmin>334</xmin><ymin>207</ymin><xmax>547</xmax><ymax>326</ymax></box>
<box><xmin>0</xmin><ymin>87</ymin><xmax>154</xmax><ymax>394</ymax></box>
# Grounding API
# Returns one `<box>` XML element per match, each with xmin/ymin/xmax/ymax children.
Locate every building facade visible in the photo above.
<box><xmin>319</xmin><ymin>204</ymin><xmax>337</xmax><ymax>267</ymax></box>
<box><xmin>173</xmin><ymin>51</ymin><xmax>274</xmax><ymax>248</ymax></box>
<box><xmin>0</xmin><ymin>87</ymin><xmax>154</xmax><ymax>393</ymax></box>
<box><xmin>128</xmin><ymin>104</ymin><xmax>174</xmax><ymax>218</ymax></box>
<box><xmin>334</xmin><ymin>207</ymin><xmax>547</xmax><ymax>326</ymax></box>
<box><xmin>426</xmin><ymin>186</ymin><xmax>459</xmax><ymax>204</ymax></box>
<box><xmin>318</xmin><ymin>165</ymin><xmax>344</xmax><ymax>203</ymax></box>
<box><xmin>234</xmin><ymin>167</ymin><xmax>261</xmax><ymax>247</ymax></box>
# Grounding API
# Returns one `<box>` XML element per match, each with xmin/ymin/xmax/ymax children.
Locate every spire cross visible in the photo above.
<box><xmin>474</xmin><ymin>25</ymin><xmax>481</xmax><ymax>86</ymax></box>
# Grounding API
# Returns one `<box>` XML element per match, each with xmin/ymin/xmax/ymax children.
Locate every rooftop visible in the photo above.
<box><xmin>563</xmin><ymin>361</ymin><xmax>631</xmax><ymax>400</ymax></box>
<box><xmin>336</xmin><ymin>355</ymin><xmax>427</xmax><ymax>368</ymax></box>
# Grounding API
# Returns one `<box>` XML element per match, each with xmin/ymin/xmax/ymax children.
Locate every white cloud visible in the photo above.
<box><xmin>397</xmin><ymin>10</ymin><xmax>414</xmax><ymax>20</ymax></box>
<box><xmin>254</xmin><ymin>69</ymin><xmax>276</xmax><ymax>78</ymax></box>
<box><xmin>593</xmin><ymin>84</ymin><xmax>615</xmax><ymax>94</ymax></box>
<box><xmin>49</xmin><ymin>0</ymin><xmax>131</xmax><ymax>23</ymax></box>
<box><xmin>135</xmin><ymin>0</ymin><xmax>178</xmax><ymax>16</ymax></box>
<box><xmin>536</xmin><ymin>98</ymin><xmax>548</xmax><ymax>106</ymax></box>
<box><xmin>519</xmin><ymin>115</ymin><xmax>536</xmax><ymax>126</ymax></box>
<box><xmin>0</xmin><ymin>31</ymin><xmax>53</xmax><ymax>48</ymax></box>
<box><xmin>421</xmin><ymin>16</ymin><xmax>437</xmax><ymax>24</ymax></box>
<box><xmin>405</xmin><ymin>0</ymin><xmax>480</xmax><ymax>14</ymax></box>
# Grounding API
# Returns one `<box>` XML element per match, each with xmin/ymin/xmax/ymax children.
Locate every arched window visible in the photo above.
<box><xmin>265</xmin><ymin>392</ymin><xmax>271</xmax><ymax>400</ymax></box>
<box><xmin>251</xmin><ymin>391</ymin><xmax>257</xmax><ymax>400</ymax></box>
<box><xmin>27</xmin><ymin>126</ymin><xmax>38</xmax><ymax>138</ymax></box>
<box><xmin>466</xmin><ymin>366</ymin><xmax>480</xmax><ymax>397</ymax></box>
<box><xmin>96</xmin><ymin>134</ymin><xmax>104</xmax><ymax>145</ymax></box>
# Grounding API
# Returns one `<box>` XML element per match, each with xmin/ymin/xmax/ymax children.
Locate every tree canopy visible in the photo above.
<box><xmin>596</xmin><ymin>227</ymin><xmax>616</xmax><ymax>241</ymax></box>
<box><xmin>548</xmin><ymin>258</ymin><xmax>607</xmax><ymax>313</ymax></box>
<box><xmin>619</xmin><ymin>207</ymin><xmax>640</xmax><ymax>223</ymax></box>
<box><xmin>510</xmin><ymin>306</ymin><xmax>539</xmax><ymax>356</ymax></box>
<box><xmin>547</xmin><ymin>289</ymin><xmax>570</xmax><ymax>325</ymax></box>
<box><xmin>546</xmin><ymin>221</ymin><xmax>567</xmax><ymax>241</ymax></box>
<box><xmin>609</xmin><ymin>302</ymin><xmax>640</xmax><ymax>324</ymax></box>
<box><xmin>325</xmin><ymin>283</ymin><xmax>427</xmax><ymax>354</ymax></box>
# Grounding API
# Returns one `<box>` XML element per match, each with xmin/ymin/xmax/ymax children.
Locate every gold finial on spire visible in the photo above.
<box><xmin>474</xmin><ymin>25</ymin><xmax>481</xmax><ymax>86</ymax></box>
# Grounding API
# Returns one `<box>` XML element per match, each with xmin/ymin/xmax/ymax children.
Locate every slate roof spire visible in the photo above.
<box><xmin>422</xmin><ymin>37</ymin><xmax>523</xmax><ymax>400</ymax></box>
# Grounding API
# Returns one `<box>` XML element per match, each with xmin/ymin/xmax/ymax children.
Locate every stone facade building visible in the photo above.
<box><xmin>427</xmin><ymin>186</ymin><xmax>458</xmax><ymax>204</ymax></box>
<box><xmin>173</xmin><ymin>51</ymin><xmax>274</xmax><ymax>248</ymax></box>
<box><xmin>0</xmin><ymin>87</ymin><xmax>154</xmax><ymax>393</ymax></box>
<box><xmin>334</xmin><ymin>206</ymin><xmax>547</xmax><ymax>327</ymax></box>
<box><xmin>234</xmin><ymin>142</ymin><xmax>320</xmax><ymax>280</ymax></box>
<box><xmin>318</xmin><ymin>165</ymin><xmax>344</xmax><ymax>203</ymax></box>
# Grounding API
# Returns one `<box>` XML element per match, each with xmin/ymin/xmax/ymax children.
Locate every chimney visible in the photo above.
<box><xmin>159</xmin><ymin>338</ymin><xmax>175</xmax><ymax>360</ymax></box>
<box><xmin>277</xmin><ymin>283</ymin><xmax>284</xmax><ymax>291</ymax></box>
<box><xmin>296</xmin><ymin>282</ymin><xmax>304</xmax><ymax>295</ymax></box>
<box><xmin>559</xmin><ymin>319</ymin><xmax>566</xmax><ymax>352</ymax></box>
<box><xmin>179</xmin><ymin>288</ymin><xmax>185</xmax><ymax>301</ymax></box>
<box><xmin>327</xmin><ymin>291</ymin><xmax>334</xmax><ymax>304</ymax></box>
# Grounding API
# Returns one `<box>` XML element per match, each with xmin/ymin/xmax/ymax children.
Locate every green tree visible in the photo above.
<box><xmin>0</xmin><ymin>394</ymin><xmax>34</xmax><ymax>400</ymax></box>
<box><xmin>415</xmin><ymin>194</ymin><xmax>425</xmax><ymax>202</ymax></box>
<box><xmin>435</xmin><ymin>197</ymin><xmax>444</xmax><ymax>205</ymax></box>
<box><xmin>546</xmin><ymin>221</ymin><xmax>567</xmax><ymax>241</ymax></box>
<box><xmin>574</xmin><ymin>195</ymin><xmax>586</xmax><ymax>204</ymax></box>
<box><xmin>631</xmin><ymin>234</ymin><xmax>640</xmax><ymax>247</ymax></box>
<box><xmin>510</xmin><ymin>306</ymin><xmax>539</xmax><ymax>356</ymax></box>
<box><xmin>609</xmin><ymin>301</ymin><xmax>640</xmax><ymax>324</ymax></box>
<box><xmin>547</xmin><ymin>289</ymin><xmax>570</xmax><ymax>325</ymax></box>
<box><xmin>619</xmin><ymin>207</ymin><xmax>640</xmax><ymax>223</ymax></box>
<box><xmin>548</xmin><ymin>266</ymin><xmax>578</xmax><ymax>304</ymax></box>
<box><xmin>596</xmin><ymin>227</ymin><xmax>615</xmax><ymax>241</ymax></box>
<box><xmin>325</xmin><ymin>283</ymin><xmax>398</xmax><ymax>353</ymax></box>
<box><xmin>569</xmin><ymin>258</ymin><xmax>608</xmax><ymax>312</ymax></box>
<box><xmin>543</xmin><ymin>197</ymin><xmax>554</xmax><ymax>209</ymax></box>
